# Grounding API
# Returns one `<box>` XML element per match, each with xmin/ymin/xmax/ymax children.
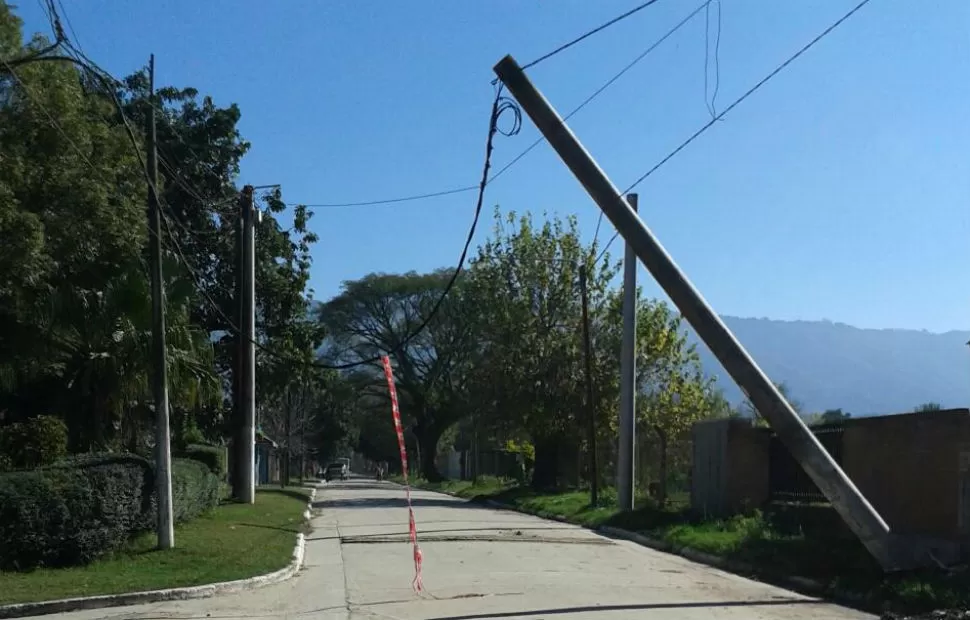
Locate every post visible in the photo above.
<box><xmin>494</xmin><ymin>54</ymin><xmax>901</xmax><ymax>570</ymax></box>
<box><xmin>618</xmin><ymin>193</ymin><xmax>638</xmax><ymax>511</ymax></box>
<box><xmin>146</xmin><ymin>54</ymin><xmax>174</xmax><ymax>549</ymax></box>
<box><xmin>299</xmin><ymin>380</ymin><xmax>307</xmax><ymax>485</ymax></box>
<box><xmin>579</xmin><ymin>265</ymin><xmax>598</xmax><ymax>505</ymax></box>
<box><xmin>282</xmin><ymin>387</ymin><xmax>291</xmax><ymax>488</ymax></box>
<box><xmin>238</xmin><ymin>185</ymin><xmax>256</xmax><ymax>503</ymax></box>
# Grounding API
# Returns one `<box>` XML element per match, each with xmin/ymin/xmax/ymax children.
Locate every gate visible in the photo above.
<box><xmin>769</xmin><ymin>424</ymin><xmax>845</xmax><ymax>503</ymax></box>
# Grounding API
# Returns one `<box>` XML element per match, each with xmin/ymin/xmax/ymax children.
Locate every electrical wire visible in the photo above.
<box><xmin>521</xmin><ymin>0</ymin><xmax>665</xmax><ymax>71</ymax></box>
<box><xmin>291</xmin><ymin>1</ymin><xmax>703</xmax><ymax>211</ymax></box>
<box><xmin>156</xmin><ymin>86</ymin><xmax>522</xmax><ymax>372</ymax></box>
<box><xmin>704</xmin><ymin>0</ymin><xmax>722</xmax><ymax>119</ymax></box>
<box><xmin>592</xmin><ymin>0</ymin><xmax>874</xmax><ymax>263</ymax></box>
<box><xmin>0</xmin><ymin>56</ymin><xmax>104</xmax><ymax>175</ymax></box>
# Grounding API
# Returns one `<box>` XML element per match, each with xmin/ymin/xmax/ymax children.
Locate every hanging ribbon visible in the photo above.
<box><xmin>381</xmin><ymin>355</ymin><xmax>424</xmax><ymax>592</ymax></box>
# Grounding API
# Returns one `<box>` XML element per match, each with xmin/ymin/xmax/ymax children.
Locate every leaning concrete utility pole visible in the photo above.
<box><xmin>493</xmin><ymin>54</ymin><xmax>901</xmax><ymax>571</ymax></box>
<box><xmin>238</xmin><ymin>185</ymin><xmax>257</xmax><ymax>504</ymax></box>
<box><xmin>617</xmin><ymin>193</ymin><xmax>638</xmax><ymax>512</ymax></box>
<box><xmin>146</xmin><ymin>54</ymin><xmax>174</xmax><ymax>549</ymax></box>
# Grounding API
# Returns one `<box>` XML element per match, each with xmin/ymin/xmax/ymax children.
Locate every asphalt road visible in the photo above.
<box><xmin>29</xmin><ymin>478</ymin><xmax>876</xmax><ymax>620</ymax></box>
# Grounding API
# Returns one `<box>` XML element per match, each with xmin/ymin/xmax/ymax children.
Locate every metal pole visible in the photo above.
<box><xmin>146</xmin><ymin>54</ymin><xmax>174</xmax><ymax>549</ymax></box>
<box><xmin>618</xmin><ymin>193</ymin><xmax>638</xmax><ymax>511</ymax></box>
<box><xmin>239</xmin><ymin>185</ymin><xmax>256</xmax><ymax>503</ymax></box>
<box><xmin>493</xmin><ymin>54</ymin><xmax>900</xmax><ymax>570</ymax></box>
<box><xmin>579</xmin><ymin>265</ymin><xmax>599</xmax><ymax>505</ymax></box>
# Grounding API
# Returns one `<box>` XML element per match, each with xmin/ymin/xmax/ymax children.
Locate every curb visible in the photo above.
<box><xmin>478</xmin><ymin>495</ymin><xmax>875</xmax><ymax>607</ymax></box>
<box><xmin>0</xmin><ymin>488</ymin><xmax>319</xmax><ymax>619</ymax></box>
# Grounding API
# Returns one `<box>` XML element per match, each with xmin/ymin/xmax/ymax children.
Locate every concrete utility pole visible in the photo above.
<box><xmin>146</xmin><ymin>54</ymin><xmax>174</xmax><ymax>549</ymax></box>
<box><xmin>238</xmin><ymin>185</ymin><xmax>257</xmax><ymax>503</ymax></box>
<box><xmin>578</xmin><ymin>265</ymin><xmax>598</xmax><ymax>505</ymax></box>
<box><xmin>282</xmin><ymin>387</ymin><xmax>291</xmax><ymax>489</ymax></box>
<box><xmin>493</xmin><ymin>54</ymin><xmax>901</xmax><ymax>571</ymax></box>
<box><xmin>617</xmin><ymin>193</ymin><xmax>638</xmax><ymax>512</ymax></box>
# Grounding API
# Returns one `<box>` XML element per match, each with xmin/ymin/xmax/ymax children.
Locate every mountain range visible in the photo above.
<box><xmin>690</xmin><ymin>317</ymin><xmax>970</xmax><ymax>416</ymax></box>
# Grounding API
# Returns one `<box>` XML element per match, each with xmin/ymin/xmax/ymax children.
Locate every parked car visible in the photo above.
<box><xmin>324</xmin><ymin>462</ymin><xmax>347</xmax><ymax>482</ymax></box>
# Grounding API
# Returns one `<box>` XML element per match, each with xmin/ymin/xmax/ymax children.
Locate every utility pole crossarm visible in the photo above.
<box><xmin>493</xmin><ymin>53</ymin><xmax>903</xmax><ymax>571</ymax></box>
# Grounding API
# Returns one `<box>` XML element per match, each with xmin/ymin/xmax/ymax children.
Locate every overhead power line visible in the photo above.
<box><xmin>522</xmin><ymin>0</ymin><xmax>665</xmax><ymax>71</ymax></box>
<box><xmin>593</xmin><ymin>0</ymin><xmax>875</xmax><ymax>262</ymax></box>
<box><xmin>291</xmin><ymin>1</ymin><xmax>703</xmax><ymax>211</ymax></box>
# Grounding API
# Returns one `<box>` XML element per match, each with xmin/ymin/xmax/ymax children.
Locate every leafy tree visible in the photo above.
<box><xmin>463</xmin><ymin>209</ymin><xmax>618</xmax><ymax>489</ymax></box>
<box><xmin>914</xmin><ymin>402</ymin><xmax>942</xmax><ymax>413</ymax></box>
<box><xmin>596</xmin><ymin>294</ymin><xmax>723</xmax><ymax>505</ymax></box>
<box><xmin>317</xmin><ymin>270</ymin><xmax>473</xmax><ymax>481</ymax></box>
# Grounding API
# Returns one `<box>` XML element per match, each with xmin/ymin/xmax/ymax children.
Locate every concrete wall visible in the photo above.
<box><xmin>841</xmin><ymin>408</ymin><xmax>970</xmax><ymax>540</ymax></box>
<box><xmin>690</xmin><ymin>418</ymin><xmax>769</xmax><ymax>518</ymax></box>
<box><xmin>692</xmin><ymin>408</ymin><xmax>970</xmax><ymax>543</ymax></box>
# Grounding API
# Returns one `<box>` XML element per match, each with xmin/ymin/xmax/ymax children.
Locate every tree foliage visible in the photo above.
<box><xmin>0</xmin><ymin>4</ymin><xmax>322</xmax><ymax>473</ymax></box>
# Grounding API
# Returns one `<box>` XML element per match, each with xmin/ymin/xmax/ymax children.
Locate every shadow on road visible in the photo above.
<box><xmin>314</xmin><ymin>496</ymin><xmax>465</xmax><ymax>510</ymax></box>
<box><xmin>423</xmin><ymin>598</ymin><xmax>824</xmax><ymax>620</ymax></box>
<box><xmin>307</xmin><ymin>526</ymin><xmax>576</xmax><ymax>542</ymax></box>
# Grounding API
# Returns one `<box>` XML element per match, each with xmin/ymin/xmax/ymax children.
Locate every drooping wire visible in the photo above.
<box><xmin>171</xmin><ymin>86</ymin><xmax>522</xmax><ymax>372</ymax></box>
<box><xmin>521</xmin><ymin>0</ymin><xmax>665</xmax><ymax>71</ymax></box>
<box><xmin>293</xmin><ymin>1</ymin><xmax>703</xmax><ymax>211</ymax></box>
<box><xmin>592</xmin><ymin>0</ymin><xmax>875</xmax><ymax>263</ymax></box>
<box><xmin>305</xmin><ymin>86</ymin><xmax>521</xmax><ymax>370</ymax></box>
<box><xmin>704</xmin><ymin>0</ymin><xmax>722</xmax><ymax>119</ymax></box>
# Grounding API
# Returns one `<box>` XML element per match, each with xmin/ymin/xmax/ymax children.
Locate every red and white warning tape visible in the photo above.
<box><xmin>381</xmin><ymin>355</ymin><xmax>424</xmax><ymax>592</ymax></box>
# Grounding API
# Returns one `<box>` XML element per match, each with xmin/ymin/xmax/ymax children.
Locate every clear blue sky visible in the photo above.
<box><xmin>16</xmin><ymin>0</ymin><xmax>970</xmax><ymax>332</ymax></box>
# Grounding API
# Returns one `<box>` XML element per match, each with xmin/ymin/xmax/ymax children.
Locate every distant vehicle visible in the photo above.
<box><xmin>324</xmin><ymin>462</ymin><xmax>347</xmax><ymax>482</ymax></box>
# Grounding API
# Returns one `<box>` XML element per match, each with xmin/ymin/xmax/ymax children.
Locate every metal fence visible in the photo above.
<box><xmin>768</xmin><ymin>423</ymin><xmax>845</xmax><ymax>503</ymax></box>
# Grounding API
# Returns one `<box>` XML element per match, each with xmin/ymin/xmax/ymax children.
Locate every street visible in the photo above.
<box><xmin>28</xmin><ymin>478</ymin><xmax>875</xmax><ymax>620</ymax></box>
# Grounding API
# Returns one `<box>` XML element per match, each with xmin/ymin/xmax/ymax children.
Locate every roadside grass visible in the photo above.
<box><xmin>0</xmin><ymin>486</ymin><xmax>311</xmax><ymax>606</ymax></box>
<box><xmin>406</xmin><ymin>477</ymin><xmax>970</xmax><ymax>615</ymax></box>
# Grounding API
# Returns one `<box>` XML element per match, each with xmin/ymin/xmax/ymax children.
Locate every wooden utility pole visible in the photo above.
<box><xmin>146</xmin><ymin>54</ymin><xmax>174</xmax><ymax>549</ymax></box>
<box><xmin>493</xmin><ymin>53</ymin><xmax>904</xmax><ymax>570</ymax></box>
<box><xmin>237</xmin><ymin>185</ymin><xmax>256</xmax><ymax>503</ymax></box>
<box><xmin>578</xmin><ymin>265</ymin><xmax>598</xmax><ymax>505</ymax></box>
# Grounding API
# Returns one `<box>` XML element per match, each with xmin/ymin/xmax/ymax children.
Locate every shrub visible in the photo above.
<box><xmin>0</xmin><ymin>454</ymin><xmax>153</xmax><ymax>571</ymax></box>
<box><xmin>170</xmin><ymin>458</ymin><xmax>221</xmax><ymax>522</ymax></box>
<box><xmin>0</xmin><ymin>453</ymin><xmax>221</xmax><ymax>571</ymax></box>
<box><xmin>178</xmin><ymin>444</ymin><xmax>227</xmax><ymax>480</ymax></box>
<box><xmin>0</xmin><ymin>416</ymin><xmax>69</xmax><ymax>471</ymax></box>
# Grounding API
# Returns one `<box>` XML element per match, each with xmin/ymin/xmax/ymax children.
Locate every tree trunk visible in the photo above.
<box><xmin>531</xmin><ymin>435</ymin><xmax>560</xmax><ymax>491</ymax></box>
<box><xmin>655</xmin><ymin>425</ymin><xmax>668</xmax><ymax>508</ymax></box>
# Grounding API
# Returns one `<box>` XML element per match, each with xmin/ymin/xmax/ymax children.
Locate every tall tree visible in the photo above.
<box><xmin>318</xmin><ymin>270</ymin><xmax>473</xmax><ymax>481</ymax></box>
<box><xmin>463</xmin><ymin>209</ymin><xmax>618</xmax><ymax>489</ymax></box>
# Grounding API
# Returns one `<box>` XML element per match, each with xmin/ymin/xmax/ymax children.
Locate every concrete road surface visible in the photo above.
<box><xmin>26</xmin><ymin>479</ymin><xmax>875</xmax><ymax>620</ymax></box>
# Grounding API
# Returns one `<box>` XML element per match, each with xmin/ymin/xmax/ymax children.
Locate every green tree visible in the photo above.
<box><xmin>463</xmin><ymin>209</ymin><xmax>618</xmax><ymax>489</ymax></box>
<box><xmin>317</xmin><ymin>270</ymin><xmax>473</xmax><ymax>481</ymax></box>
<box><xmin>914</xmin><ymin>402</ymin><xmax>942</xmax><ymax>413</ymax></box>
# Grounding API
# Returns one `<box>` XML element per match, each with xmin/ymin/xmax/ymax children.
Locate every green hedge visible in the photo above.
<box><xmin>171</xmin><ymin>459</ymin><xmax>222</xmax><ymax>522</ymax></box>
<box><xmin>177</xmin><ymin>444</ymin><xmax>227</xmax><ymax>480</ymax></box>
<box><xmin>0</xmin><ymin>416</ymin><xmax>69</xmax><ymax>471</ymax></box>
<box><xmin>0</xmin><ymin>453</ymin><xmax>220</xmax><ymax>571</ymax></box>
